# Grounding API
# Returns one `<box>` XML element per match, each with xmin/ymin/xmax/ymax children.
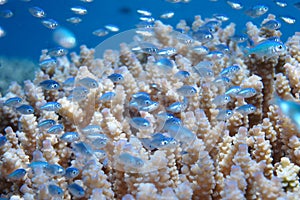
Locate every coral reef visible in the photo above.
<box><xmin>1</xmin><ymin>14</ymin><xmax>300</xmax><ymax>199</ymax></box>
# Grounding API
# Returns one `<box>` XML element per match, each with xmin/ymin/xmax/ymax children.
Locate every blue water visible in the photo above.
<box><xmin>0</xmin><ymin>0</ymin><xmax>299</xmax><ymax>61</ymax></box>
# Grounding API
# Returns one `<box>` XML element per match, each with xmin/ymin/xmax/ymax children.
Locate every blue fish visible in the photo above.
<box><xmin>107</xmin><ymin>73</ymin><xmax>124</xmax><ymax>83</ymax></box>
<box><xmin>176</xmin><ymin>85</ymin><xmax>197</xmax><ymax>97</ymax></box>
<box><xmin>38</xmin><ymin>119</ymin><xmax>56</xmax><ymax>129</ymax></box>
<box><xmin>216</xmin><ymin>109</ymin><xmax>233</xmax><ymax>121</ymax></box>
<box><xmin>39</xmin><ymin>80</ymin><xmax>60</xmax><ymax>90</ymax></box>
<box><xmin>118</xmin><ymin>152</ymin><xmax>144</xmax><ymax>168</ymax></box>
<box><xmin>78</xmin><ymin>77</ymin><xmax>98</xmax><ymax>89</ymax></box>
<box><xmin>48</xmin><ymin>184</ymin><xmax>64</xmax><ymax>197</ymax></box>
<box><xmin>236</xmin><ymin>104</ymin><xmax>256</xmax><ymax>115</ymax></box>
<box><xmin>72</xmin><ymin>142</ymin><xmax>93</xmax><ymax>157</ymax></box>
<box><xmin>65</xmin><ymin>167</ymin><xmax>80</xmax><ymax>179</ymax></box>
<box><xmin>16</xmin><ymin>104</ymin><xmax>34</xmax><ymax>115</ymax></box>
<box><xmin>129</xmin><ymin>117</ymin><xmax>151</xmax><ymax>130</ymax></box>
<box><xmin>45</xmin><ymin>164</ymin><xmax>65</xmax><ymax>176</ymax></box>
<box><xmin>81</xmin><ymin>124</ymin><xmax>102</xmax><ymax>134</ymax></box>
<box><xmin>60</xmin><ymin>132</ymin><xmax>79</xmax><ymax>143</ymax></box>
<box><xmin>174</xmin><ymin>70</ymin><xmax>190</xmax><ymax>80</ymax></box>
<box><xmin>0</xmin><ymin>136</ymin><xmax>7</xmax><ymax>147</ymax></box>
<box><xmin>28</xmin><ymin>161</ymin><xmax>49</xmax><ymax>169</ymax></box>
<box><xmin>219</xmin><ymin>65</ymin><xmax>240</xmax><ymax>77</ymax></box>
<box><xmin>99</xmin><ymin>92</ymin><xmax>116</xmax><ymax>102</ymax></box>
<box><xmin>236</xmin><ymin>88</ymin><xmax>257</xmax><ymax>98</ymax></box>
<box><xmin>4</xmin><ymin>97</ymin><xmax>22</xmax><ymax>107</ymax></box>
<box><xmin>7</xmin><ymin>168</ymin><xmax>26</xmax><ymax>180</ymax></box>
<box><xmin>244</xmin><ymin>40</ymin><xmax>286</xmax><ymax>58</ymax></box>
<box><xmin>155</xmin><ymin>58</ymin><xmax>174</xmax><ymax>72</ymax></box>
<box><xmin>68</xmin><ymin>183</ymin><xmax>85</xmax><ymax>198</ymax></box>
<box><xmin>47</xmin><ymin>124</ymin><xmax>64</xmax><ymax>134</ymax></box>
<box><xmin>63</xmin><ymin>77</ymin><xmax>75</xmax><ymax>87</ymax></box>
<box><xmin>40</xmin><ymin>102</ymin><xmax>62</xmax><ymax>112</ymax></box>
<box><xmin>39</xmin><ymin>58</ymin><xmax>57</xmax><ymax>69</ymax></box>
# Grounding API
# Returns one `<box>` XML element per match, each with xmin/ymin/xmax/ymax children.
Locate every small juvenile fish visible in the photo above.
<box><xmin>107</xmin><ymin>73</ymin><xmax>124</xmax><ymax>83</ymax></box>
<box><xmin>174</xmin><ymin>70</ymin><xmax>190</xmax><ymax>80</ymax></box>
<box><xmin>81</xmin><ymin>125</ymin><xmax>102</xmax><ymax>134</ymax></box>
<box><xmin>71</xmin><ymin>6</ymin><xmax>87</xmax><ymax>15</ymax></box>
<box><xmin>40</xmin><ymin>102</ymin><xmax>62</xmax><ymax>112</ymax></box>
<box><xmin>129</xmin><ymin>117</ymin><xmax>151</xmax><ymax>130</ymax></box>
<box><xmin>176</xmin><ymin>85</ymin><xmax>197</xmax><ymax>97</ymax></box>
<box><xmin>92</xmin><ymin>28</ymin><xmax>109</xmax><ymax>37</ymax></box>
<box><xmin>132</xmin><ymin>92</ymin><xmax>150</xmax><ymax>99</ymax></box>
<box><xmin>73</xmin><ymin>142</ymin><xmax>93</xmax><ymax>156</ymax></box>
<box><xmin>157</xmin><ymin>47</ymin><xmax>177</xmax><ymax>57</ymax></box>
<box><xmin>216</xmin><ymin>44</ymin><xmax>230</xmax><ymax>54</ymax></box>
<box><xmin>48</xmin><ymin>47</ymin><xmax>68</xmax><ymax>57</ymax></box>
<box><xmin>164</xmin><ymin>124</ymin><xmax>196</xmax><ymax>143</ymax></box>
<box><xmin>192</xmin><ymin>45</ymin><xmax>209</xmax><ymax>55</ymax></box>
<box><xmin>236</xmin><ymin>104</ymin><xmax>256</xmax><ymax>115</ymax></box>
<box><xmin>0</xmin><ymin>0</ymin><xmax>7</xmax><ymax>5</ymax></box>
<box><xmin>137</xmin><ymin>9</ymin><xmax>152</xmax><ymax>16</ymax></box>
<box><xmin>160</xmin><ymin>11</ymin><xmax>174</xmax><ymax>19</ymax></box>
<box><xmin>236</xmin><ymin>88</ymin><xmax>257</xmax><ymax>98</ymax></box>
<box><xmin>231</xmin><ymin>34</ymin><xmax>248</xmax><ymax>43</ymax></box>
<box><xmin>69</xmin><ymin>86</ymin><xmax>89</xmax><ymax>101</ymax></box>
<box><xmin>274</xmin><ymin>0</ymin><xmax>287</xmax><ymax>7</ymax></box>
<box><xmin>0</xmin><ymin>9</ymin><xmax>13</xmax><ymax>18</ymax></box>
<box><xmin>68</xmin><ymin>183</ymin><xmax>85</xmax><ymax>198</ymax></box>
<box><xmin>39</xmin><ymin>80</ymin><xmax>60</xmax><ymax>90</ymax></box>
<box><xmin>78</xmin><ymin>77</ymin><xmax>98</xmax><ymax>89</ymax></box>
<box><xmin>41</xmin><ymin>19</ymin><xmax>58</xmax><ymax>29</ymax></box>
<box><xmin>28</xmin><ymin>161</ymin><xmax>49</xmax><ymax>168</ymax></box>
<box><xmin>137</xmin><ymin>42</ymin><xmax>158</xmax><ymax>54</ymax></box>
<box><xmin>60</xmin><ymin>132</ymin><xmax>79</xmax><ymax>143</ymax></box>
<box><xmin>155</xmin><ymin>58</ymin><xmax>174</xmax><ymax>72</ymax></box>
<box><xmin>29</xmin><ymin>7</ymin><xmax>46</xmax><ymax>18</ymax></box>
<box><xmin>65</xmin><ymin>167</ymin><xmax>80</xmax><ymax>179</ymax></box>
<box><xmin>129</xmin><ymin>95</ymin><xmax>158</xmax><ymax>111</ymax></box>
<box><xmin>139</xmin><ymin>16</ymin><xmax>155</xmax><ymax>23</ymax></box>
<box><xmin>63</xmin><ymin>77</ymin><xmax>75</xmax><ymax>87</ymax></box>
<box><xmin>212</xmin><ymin>94</ymin><xmax>231</xmax><ymax>107</ymax></box>
<box><xmin>244</xmin><ymin>5</ymin><xmax>268</xmax><ymax>18</ymax></box>
<box><xmin>225</xmin><ymin>86</ymin><xmax>241</xmax><ymax>97</ymax></box>
<box><xmin>280</xmin><ymin>16</ymin><xmax>296</xmax><ymax>24</ymax></box>
<box><xmin>141</xmin><ymin>133</ymin><xmax>177</xmax><ymax>150</ymax></box>
<box><xmin>48</xmin><ymin>184</ymin><xmax>64</xmax><ymax>198</ymax></box>
<box><xmin>206</xmin><ymin>51</ymin><xmax>224</xmax><ymax>59</ymax></box>
<box><xmin>118</xmin><ymin>152</ymin><xmax>144</xmax><ymax>168</ymax></box>
<box><xmin>219</xmin><ymin>65</ymin><xmax>240</xmax><ymax>77</ymax></box>
<box><xmin>66</xmin><ymin>16</ymin><xmax>82</xmax><ymax>24</ymax></box>
<box><xmin>213</xmin><ymin>13</ymin><xmax>229</xmax><ymax>22</ymax></box>
<box><xmin>4</xmin><ymin>97</ymin><xmax>22</xmax><ymax>107</ymax></box>
<box><xmin>0</xmin><ymin>136</ymin><xmax>7</xmax><ymax>147</ymax></box>
<box><xmin>94</xmin><ymin>149</ymin><xmax>107</xmax><ymax>160</ymax></box>
<box><xmin>226</xmin><ymin>0</ymin><xmax>243</xmax><ymax>10</ymax></box>
<box><xmin>47</xmin><ymin>124</ymin><xmax>64</xmax><ymax>134</ymax></box>
<box><xmin>86</xmin><ymin>133</ymin><xmax>108</xmax><ymax>141</ymax></box>
<box><xmin>7</xmin><ymin>169</ymin><xmax>26</xmax><ymax>180</ymax></box>
<box><xmin>16</xmin><ymin>104</ymin><xmax>34</xmax><ymax>115</ymax></box>
<box><xmin>245</xmin><ymin>40</ymin><xmax>286</xmax><ymax>58</ymax></box>
<box><xmin>193</xmin><ymin>29</ymin><xmax>213</xmax><ymax>42</ymax></box>
<box><xmin>262</xmin><ymin>20</ymin><xmax>281</xmax><ymax>30</ymax></box>
<box><xmin>213</xmin><ymin>76</ymin><xmax>231</xmax><ymax>86</ymax></box>
<box><xmin>105</xmin><ymin>24</ymin><xmax>119</xmax><ymax>32</ymax></box>
<box><xmin>38</xmin><ymin>119</ymin><xmax>56</xmax><ymax>129</ymax></box>
<box><xmin>0</xmin><ymin>26</ymin><xmax>6</xmax><ymax>38</ymax></box>
<box><xmin>171</xmin><ymin>31</ymin><xmax>194</xmax><ymax>44</ymax></box>
<box><xmin>39</xmin><ymin>58</ymin><xmax>57</xmax><ymax>69</ymax></box>
<box><xmin>99</xmin><ymin>92</ymin><xmax>116</xmax><ymax>102</ymax></box>
<box><xmin>45</xmin><ymin>164</ymin><xmax>65</xmax><ymax>176</ymax></box>
<box><xmin>216</xmin><ymin>109</ymin><xmax>233</xmax><ymax>121</ymax></box>
<box><xmin>166</xmin><ymin>101</ymin><xmax>187</xmax><ymax>113</ymax></box>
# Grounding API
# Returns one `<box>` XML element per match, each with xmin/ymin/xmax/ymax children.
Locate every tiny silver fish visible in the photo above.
<box><xmin>99</xmin><ymin>92</ymin><xmax>116</xmax><ymax>102</ymax></box>
<box><xmin>47</xmin><ymin>124</ymin><xmax>64</xmax><ymax>134</ymax></box>
<box><xmin>72</xmin><ymin>142</ymin><xmax>93</xmax><ymax>157</ymax></box>
<box><xmin>155</xmin><ymin>58</ymin><xmax>174</xmax><ymax>72</ymax></box>
<box><xmin>193</xmin><ymin>29</ymin><xmax>213</xmax><ymax>42</ymax></box>
<box><xmin>40</xmin><ymin>102</ymin><xmax>62</xmax><ymax>112</ymax></box>
<box><xmin>39</xmin><ymin>58</ymin><xmax>57</xmax><ymax>69</ymax></box>
<box><xmin>206</xmin><ymin>51</ymin><xmax>224</xmax><ymax>59</ymax></box>
<box><xmin>39</xmin><ymin>80</ymin><xmax>60</xmax><ymax>90</ymax></box>
<box><xmin>139</xmin><ymin>42</ymin><xmax>158</xmax><ymax>54</ymax></box>
<box><xmin>219</xmin><ymin>65</ymin><xmax>240</xmax><ymax>77</ymax></box>
<box><xmin>16</xmin><ymin>104</ymin><xmax>34</xmax><ymax>115</ymax></box>
<box><xmin>226</xmin><ymin>0</ymin><xmax>243</xmax><ymax>10</ymax></box>
<box><xmin>118</xmin><ymin>152</ymin><xmax>144</xmax><ymax>168</ymax></box>
<box><xmin>71</xmin><ymin>6</ymin><xmax>87</xmax><ymax>15</ymax></box>
<box><xmin>38</xmin><ymin>119</ymin><xmax>56</xmax><ymax>129</ymax></box>
<box><xmin>66</xmin><ymin>16</ymin><xmax>82</xmax><ymax>24</ymax></box>
<box><xmin>176</xmin><ymin>85</ymin><xmax>197</xmax><ymax>97</ymax></box>
<box><xmin>157</xmin><ymin>47</ymin><xmax>177</xmax><ymax>57</ymax></box>
<box><xmin>262</xmin><ymin>20</ymin><xmax>281</xmax><ymax>30</ymax></box>
<box><xmin>92</xmin><ymin>28</ymin><xmax>109</xmax><ymax>37</ymax></box>
<box><xmin>166</xmin><ymin>101</ymin><xmax>187</xmax><ymax>113</ymax></box>
<box><xmin>213</xmin><ymin>13</ymin><xmax>229</xmax><ymax>22</ymax></box>
<box><xmin>139</xmin><ymin>16</ymin><xmax>155</xmax><ymax>23</ymax></box>
<box><xmin>94</xmin><ymin>149</ymin><xmax>107</xmax><ymax>160</ymax></box>
<box><xmin>236</xmin><ymin>88</ymin><xmax>257</xmax><ymax>98</ymax></box>
<box><xmin>4</xmin><ymin>97</ymin><xmax>22</xmax><ymax>107</ymax></box>
<box><xmin>70</xmin><ymin>86</ymin><xmax>89</xmax><ymax>101</ymax></box>
<box><xmin>274</xmin><ymin>0</ymin><xmax>287</xmax><ymax>7</ymax></box>
<box><xmin>48</xmin><ymin>184</ymin><xmax>64</xmax><ymax>198</ymax></box>
<box><xmin>107</xmin><ymin>73</ymin><xmax>124</xmax><ymax>83</ymax></box>
<box><xmin>60</xmin><ymin>132</ymin><xmax>79</xmax><ymax>143</ymax></box>
<box><xmin>63</xmin><ymin>77</ymin><xmax>75</xmax><ymax>87</ymax></box>
<box><xmin>104</xmin><ymin>24</ymin><xmax>119</xmax><ymax>32</ymax></box>
<box><xmin>225</xmin><ymin>86</ymin><xmax>242</xmax><ymax>97</ymax></box>
<box><xmin>171</xmin><ymin>31</ymin><xmax>194</xmax><ymax>44</ymax></box>
<box><xmin>65</xmin><ymin>167</ymin><xmax>80</xmax><ymax>179</ymax></box>
<box><xmin>192</xmin><ymin>45</ymin><xmax>209</xmax><ymax>55</ymax></box>
<box><xmin>245</xmin><ymin>40</ymin><xmax>286</xmax><ymax>58</ymax></box>
<box><xmin>81</xmin><ymin>125</ymin><xmax>102</xmax><ymax>134</ymax></box>
<box><xmin>216</xmin><ymin>44</ymin><xmax>230</xmax><ymax>54</ymax></box>
<box><xmin>280</xmin><ymin>15</ymin><xmax>296</xmax><ymax>24</ymax></box>
<box><xmin>41</xmin><ymin>19</ymin><xmax>58</xmax><ymax>29</ymax></box>
<box><xmin>236</xmin><ymin>104</ymin><xmax>256</xmax><ymax>115</ymax></box>
<box><xmin>78</xmin><ymin>77</ymin><xmax>98</xmax><ymax>89</ymax></box>
<box><xmin>231</xmin><ymin>34</ymin><xmax>248</xmax><ymax>43</ymax></box>
<box><xmin>164</xmin><ymin>124</ymin><xmax>195</xmax><ymax>143</ymax></box>
<box><xmin>194</xmin><ymin>67</ymin><xmax>214</xmax><ymax>78</ymax></box>
<box><xmin>48</xmin><ymin>47</ymin><xmax>68</xmax><ymax>57</ymax></box>
<box><xmin>137</xmin><ymin>9</ymin><xmax>152</xmax><ymax>16</ymax></box>
<box><xmin>160</xmin><ymin>11</ymin><xmax>174</xmax><ymax>19</ymax></box>
<box><xmin>213</xmin><ymin>76</ymin><xmax>231</xmax><ymax>86</ymax></box>
<box><xmin>7</xmin><ymin>169</ymin><xmax>26</xmax><ymax>180</ymax></box>
<box><xmin>28</xmin><ymin>6</ymin><xmax>46</xmax><ymax>18</ymax></box>
<box><xmin>45</xmin><ymin>164</ymin><xmax>65</xmax><ymax>176</ymax></box>
<box><xmin>244</xmin><ymin>5</ymin><xmax>268</xmax><ymax>18</ymax></box>
<box><xmin>68</xmin><ymin>183</ymin><xmax>85</xmax><ymax>198</ymax></box>
<box><xmin>0</xmin><ymin>26</ymin><xmax>6</xmax><ymax>38</ymax></box>
<box><xmin>129</xmin><ymin>117</ymin><xmax>151</xmax><ymax>129</ymax></box>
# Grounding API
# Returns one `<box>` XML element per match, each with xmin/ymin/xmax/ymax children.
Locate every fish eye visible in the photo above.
<box><xmin>161</xmin><ymin>140</ymin><xmax>168</xmax><ymax>145</ymax></box>
<box><xmin>144</xmin><ymin>100</ymin><xmax>151</xmax><ymax>105</ymax></box>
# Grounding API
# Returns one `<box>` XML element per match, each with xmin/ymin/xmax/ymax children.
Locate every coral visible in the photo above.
<box><xmin>2</xmin><ymin>14</ymin><xmax>300</xmax><ymax>200</ymax></box>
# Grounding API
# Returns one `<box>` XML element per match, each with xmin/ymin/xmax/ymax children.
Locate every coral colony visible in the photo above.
<box><xmin>2</xmin><ymin>13</ymin><xmax>300</xmax><ymax>199</ymax></box>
